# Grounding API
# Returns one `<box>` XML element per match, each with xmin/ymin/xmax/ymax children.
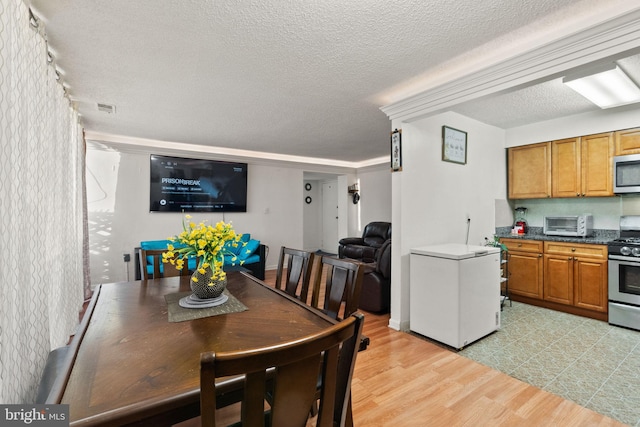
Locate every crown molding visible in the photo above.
<box><xmin>84</xmin><ymin>131</ymin><xmax>387</xmax><ymax>171</ymax></box>
<box><xmin>381</xmin><ymin>8</ymin><xmax>640</xmax><ymax>123</ymax></box>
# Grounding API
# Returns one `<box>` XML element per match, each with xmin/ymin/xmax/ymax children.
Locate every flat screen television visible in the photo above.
<box><xmin>150</xmin><ymin>154</ymin><xmax>248</xmax><ymax>213</ymax></box>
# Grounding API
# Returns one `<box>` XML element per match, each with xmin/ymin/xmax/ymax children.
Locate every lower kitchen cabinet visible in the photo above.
<box><xmin>574</xmin><ymin>257</ymin><xmax>608</xmax><ymax>312</ymax></box>
<box><xmin>500</xmin><ymin>239</ymin><xmax>543</xmax><ymax>299</ymax></box>
<box><xmin>544</xmin><ymin>253</ymin><xmax>573</xmax><ymax>305</ymax></box>
<box><xmin>500</xmin><ymin>238</ymin><xmax>608</xmax><ymax>319</ymax></box>
<box><xmin>544</xmin><ymin>241</ymin><xmax>608</xmax><ymax>313</ymax></box>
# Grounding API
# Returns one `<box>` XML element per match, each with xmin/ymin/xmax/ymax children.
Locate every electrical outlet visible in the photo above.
<box><xmin>123</xmin><ymin>253</ymin><xmax>131</xmax><ymax>263</ymax></box>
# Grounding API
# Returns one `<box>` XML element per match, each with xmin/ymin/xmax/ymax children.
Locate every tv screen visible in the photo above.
<box><xmin>150</xmin><ymin>155</ymin><xmax>248</xmax><ymax>213</ymax></box>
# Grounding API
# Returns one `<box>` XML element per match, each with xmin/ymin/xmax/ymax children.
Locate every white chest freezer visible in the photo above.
<box><xmin>409</xmin><ymin>244</ymin><xmax>501</xmax><ymax>349</ymax></box>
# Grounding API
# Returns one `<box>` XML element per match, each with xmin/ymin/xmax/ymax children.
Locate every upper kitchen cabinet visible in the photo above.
<box><xmin>509</xmin><ymin>132</ymin><xmax>613</xmax><ymax>199</ymax></box>
<box><xmin>552</xmin><ymin>137</ymin><xmax>580</xmax><ymax>198</ymax></box>
<box><xmin>552</xmin><ymin>133</ymin><xmax>613</xmax><ymax>197</ymax></box>
<box><xmin>615</xmin><ymin>127</ymin><xmax>640</xmax><ymax>155</ymax></box>
<box><xmin>508</xmin><ymin>142</ymin><xmax>551</xmax><ymax>199</ymax></box>
<box><xmin>581</xmin><ymin>132</ymin><xmax>613</xmax><ymax>197</ymax></box>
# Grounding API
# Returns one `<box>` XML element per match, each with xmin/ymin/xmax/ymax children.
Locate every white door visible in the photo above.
<box><xmin>322</xmin><ymin>181</ymin><xmax>339</xmax><ymax>253</ymax></box>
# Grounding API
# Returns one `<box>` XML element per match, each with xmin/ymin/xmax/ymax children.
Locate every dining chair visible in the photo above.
<box><xmin>274</xmin><ymin>246</ymin><xmax>316</xmax><ymax>303</ymax></box>
<box><xmin>139</xmin><ymin>249</ymin><xmax>186</xmax><ymax>280</ymax></box>
<box><xmin>311</xmin><ymin>256</ymin><xmax>365</xmax><ymax>321</ymax></box>
<box><xmin>200</xmin><ymin>312</ymin><xmax>365</xmax><ymax>427</ymax></box>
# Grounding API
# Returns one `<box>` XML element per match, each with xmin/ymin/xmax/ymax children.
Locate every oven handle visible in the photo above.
<box><xmin>608</xmin><ymin>255</ymin><xmax>639</xmax><ymax>262</ymax></box>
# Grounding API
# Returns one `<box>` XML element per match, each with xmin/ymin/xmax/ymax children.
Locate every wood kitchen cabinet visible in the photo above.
<box><xmin>614</xmin><ymin>127</ymin><xmax>640</xmax><ymax>155</ymax></box>
<box><xmin>551</xmin><ymin>137</ymin><xmax>580</xmax><ymax>198</ymax></box>
<box><xmin>509</xmin><ymin>132</ymin><xmax>613</xmax><ymax>199</ymax></box>
<box><xmin>581</xmin><ymin>132</ymin><xmax>613</xmax><ymax>196</ymax></box>
<box><xmin>500</xmin><ymin>238</ymin><xmax>608</xmax><ymax>320</ymax></box>
<box><xmin>544</xmin><ymin>252</ymin><xmax>573</xmax><ymax>305</ymax></box>
<box><xmin>551</xmin><ymin>133</ymin><xmax>613</xmax><ymax>198</ymax></box>
<box><xmin>508</xmin><ymin>143</ymin><xmax>551</xmax><ymax>199</ymax></box>
<box><xmin>500</xmin><ymin>239</ymin><xmax>543</xmax><ymax>299</ymax></box>
<box><xmin>543</xmin><ymin>242</ymin><xmax>608</xmax><ymax>313</ymax></box>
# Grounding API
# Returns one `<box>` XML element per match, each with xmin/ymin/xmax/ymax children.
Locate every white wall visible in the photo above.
<box><xmin>389</xmin><ymin>111</ymin><xmax>507</xmax><ymax>331</ymax></box>
<box><xmin>302</xmin><ymin>168</ymin><xmax>392</xmax><ymax>251</ymax></box>
<box><xmin>328</xmin><ymin>166</ymin><xmax>394</xmax><ymax>243</ymax></box>
<box><xmin>86</xmin><ymin>144</ymin><xmax>392</xmax><ymax>285</ymax></box>
<box><xmin>505</xmin><ymin>105</ymin><xmax>640</xmax><ymax>148</ymax></box>
<box><xmin>356</xmin><ymin>166</ymin><xmax>392</xmax><ymax>232</ymax></box>
<box><xmin>87</xmin><ymin>146</ymin><xmax>306</xmax><ymax>285</ymax></box>
<box><xmin>303</xmin><ymin>179</ymin><xmax>323</xmax><ymax>251</ymax></box>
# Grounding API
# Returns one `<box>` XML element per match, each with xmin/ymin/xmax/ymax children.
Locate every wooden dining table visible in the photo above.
<box><xmin>55</xmin><ymin>271</ymin><xmax>341</xmax><ymax>426</ymax></box>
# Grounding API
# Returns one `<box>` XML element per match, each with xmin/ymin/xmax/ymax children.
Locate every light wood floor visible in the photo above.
<box><xmin>181</xmin><ymin>268</ymin><xmax>626</xmax><ymax>426</ymax></box>
<box><xmin>348</xmin><ymin>311</ymin><xmax>626</xmax><ymax>426</ymax></box>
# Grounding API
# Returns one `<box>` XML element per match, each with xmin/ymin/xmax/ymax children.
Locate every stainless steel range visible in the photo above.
<box><xmin>608</xmin><ymin>215</ymin><xmax>640</xmax><ymax>331</ymax></box>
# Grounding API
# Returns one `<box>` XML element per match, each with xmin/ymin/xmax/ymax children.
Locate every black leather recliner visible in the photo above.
<box><xmin>359</xmin><ymin>239</ymin><xmax>391</xmax><ymax>313</ymax></box>
<box><xmin>338</xmin><ymin>221</ymin><xmax>391</xmax><ymax>263</ymax></box>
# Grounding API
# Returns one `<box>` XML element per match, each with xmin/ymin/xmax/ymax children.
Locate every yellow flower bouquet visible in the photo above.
<box><xmin>162</xmin><ymin>215</ymin><xmax>244</xmax><ymax>284</ymax></box>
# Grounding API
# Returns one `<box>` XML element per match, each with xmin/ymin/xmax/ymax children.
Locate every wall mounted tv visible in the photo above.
<box><xmin>150</xmin><ymin>154</ymin><xmax>248</xmax><ymax>213</ymax></box>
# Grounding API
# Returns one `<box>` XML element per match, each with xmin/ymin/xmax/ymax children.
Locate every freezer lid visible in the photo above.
<box><xmin>410</xmin><ymin>243</ymin><xmax>500</xmax><ymax>260</ymax></box>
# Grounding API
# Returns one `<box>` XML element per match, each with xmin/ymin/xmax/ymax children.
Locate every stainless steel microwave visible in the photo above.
<box><xmin>614</xmin><ymin>154</ymin><xmax>640</xmax><ymax>194</ymax></box>
<box><xmin>544</xmin><ymin>215</ymin><xmax>593</xmax><ymax>237</ymax></box>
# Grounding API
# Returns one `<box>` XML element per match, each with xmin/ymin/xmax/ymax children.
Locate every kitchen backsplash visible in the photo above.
<box><xmin>499</xmin><ymin>195</ymin><xmax>640</xmax><ymax>229</ymax></box>
<box><xmin>495</xmin><ymin>195</ymin><xmax>640</xmax><ymax>241</ymax></box>
<box><xmin>507</xmin><ymin>198</ymin><xmax>623</xmax><ymax>229</ymax></box>
<box><xmin>495</xmin><ymin>226</ymin><xmax>618</xmax><ymax>239</ymax></box>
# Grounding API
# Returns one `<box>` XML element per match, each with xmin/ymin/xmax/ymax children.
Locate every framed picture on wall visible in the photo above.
<box><xmin>442</xmin><ymin>125</ymin><xmax>467</xmax><ymax>165</ymax></box>
<box><xmin>391</xmin><ymin>129</ymin><xmax>402</xmax><ymax>172</ymax></box>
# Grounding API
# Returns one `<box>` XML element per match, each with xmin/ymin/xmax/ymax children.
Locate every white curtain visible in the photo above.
<box><xmin>0</xmin><ymin>0</ymin><xmax>85</xmax><ymax>403</ymax></box>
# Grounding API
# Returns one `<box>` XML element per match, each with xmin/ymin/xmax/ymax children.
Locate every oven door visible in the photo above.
<box><xmin>608</xmin><ymin>256</ymin><xmax>640</xmax><ymax>305</ymax></box>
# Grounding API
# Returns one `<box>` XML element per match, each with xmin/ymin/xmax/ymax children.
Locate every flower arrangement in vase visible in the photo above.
<box><xmin>163</xmin><ymin>215</ymin><xmax>244</xmax><ymax>299</ymax></box>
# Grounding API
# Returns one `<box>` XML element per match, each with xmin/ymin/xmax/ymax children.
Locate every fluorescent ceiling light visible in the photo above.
<box><xmin>563</xmin><ymin>64</ymin><xmax>640</xmax><ymax>109</ymax></box>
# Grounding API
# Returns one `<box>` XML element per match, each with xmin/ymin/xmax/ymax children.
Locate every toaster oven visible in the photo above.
<box><xmin>544</xmin><ymin>215</ymin><xmax>593</xmax><ymax>237</ymax></box>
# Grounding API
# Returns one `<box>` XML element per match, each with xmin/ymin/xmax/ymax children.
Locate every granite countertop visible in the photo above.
<box><xmin>494</xmin><ymin>226</ymin><xmax>618</xmax><ymax>246</ymax></box>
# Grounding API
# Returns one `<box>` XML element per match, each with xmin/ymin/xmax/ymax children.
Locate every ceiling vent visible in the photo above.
<box><xmin>97</xmin><ymin>103</ymin><xmax>115</xmax><ymax>114</ymax></box>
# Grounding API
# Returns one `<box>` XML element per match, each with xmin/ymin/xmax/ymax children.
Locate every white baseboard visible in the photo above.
<box><xmin>388</xmin><ymin>317</ymin><xmax>409</xmax><ymax>331</ymax></box>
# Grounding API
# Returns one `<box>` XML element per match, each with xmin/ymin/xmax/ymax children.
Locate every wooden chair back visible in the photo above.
<box><xmin>274</xmin><ymin>247</ymin><xmax>316</xmax><ymax>303</ymax></box>
<box><xmin>311</xmin><ymin>256</ymin><xmax>364</xmax><ymax>321</ymax></box>
<box><xmin>200</xmin><ymin>313</ymin><xmax>365</xmax><ymax>427</ymax></box>
<box><xmin>139</xmin><ymin>249</ymin><xmax>185</xmax><ymax>280</ymax></box>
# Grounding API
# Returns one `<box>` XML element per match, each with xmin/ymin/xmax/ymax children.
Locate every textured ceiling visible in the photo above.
<box><xmin>26</xmin><ymin>0</ymin><xmax>640</xmax><ymax>163</ymax></box>
<box><xmin>451</xmin><ymin>55</ymin><xmax>640</xmax><ymax>128</ymax></box>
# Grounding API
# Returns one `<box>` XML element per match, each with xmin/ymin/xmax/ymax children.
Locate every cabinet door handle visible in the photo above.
<box><xmin>539</xmin><ymin>254</ymin><xmax>543</xmax><ymax>257</ymax></box>
<box><xmin>568</xmin><ymin>257</ymin><xmax>572</xmax><ymax>260</ymax></box>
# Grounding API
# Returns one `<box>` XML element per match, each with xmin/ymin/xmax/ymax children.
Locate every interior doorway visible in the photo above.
<box><xmin>303</xmin><ymin>172</ymin><xmax>342</xmax><ymax>254</ymax></box>
<box><xmin>321</xmin><ymin>180</ymin><xmax>339</xmax><ymax>253</ymax></box>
